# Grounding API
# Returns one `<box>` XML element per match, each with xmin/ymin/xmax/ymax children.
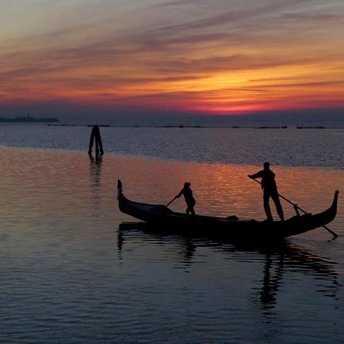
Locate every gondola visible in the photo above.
<box><xmin>117</xmin><ymin>180</ymin><xmax>339</xmax><ymax>240</ymax></box>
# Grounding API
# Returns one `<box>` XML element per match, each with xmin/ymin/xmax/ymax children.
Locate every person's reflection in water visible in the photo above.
<box><xmin>252</xmin><ymin>242</ymin><xmax>339</xmax><ymax>312</ymax></box>
<box><xmin>259</xmin><ymin>253</ymin><xmax>284</xmax><ymax>309</ymax></box>
<box><xmin>178</xmin><ymin>238</ymin><xmax>196</xmax><ymax>269</ymax></box>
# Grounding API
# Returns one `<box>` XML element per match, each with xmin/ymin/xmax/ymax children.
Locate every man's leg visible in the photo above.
<box><xmin>272</xmin><ymin>194</ymin><xmax>284</xmax><ymax>221</ymax></box>
<box><xmin>263</xmin><ymin>193</ymin><xmax>273</xmax><ymax>221</ymax></box>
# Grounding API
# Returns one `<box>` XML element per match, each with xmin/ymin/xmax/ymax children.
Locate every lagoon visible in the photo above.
<box><xmin>0</xmin><ymin>125</ymin><xmax>343</xmax><ymax>343</ymax></box>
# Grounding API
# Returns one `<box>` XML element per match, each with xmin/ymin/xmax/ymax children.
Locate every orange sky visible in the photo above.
<box><xmin>0</xmin><ymin>1</ymin><xmax>343</xmax><ymax>121</ymax></box>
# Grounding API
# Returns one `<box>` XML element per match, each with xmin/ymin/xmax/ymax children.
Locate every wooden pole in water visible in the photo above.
<box><xmin>88</xmin><ymin>125</ymin><xmax>104</xmax><ymax>157</ymax></box>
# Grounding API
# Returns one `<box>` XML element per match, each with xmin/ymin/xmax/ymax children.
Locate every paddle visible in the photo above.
<box><xmin>166</xmin><ymin>197</ymin><xmax>176</xmax><ymax>207</ymax></box>
<box><xmin>250</xmin><ymin>177</ymin><xmax>338</xmax><ymax>239</ymax></box>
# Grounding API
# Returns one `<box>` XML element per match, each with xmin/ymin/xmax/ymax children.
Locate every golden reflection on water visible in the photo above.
<box><xmin>0</xmin><ymin>146</ymin><xmax>342</xmax><ymax>236</ymax></box>
<box><xmin>114</xmin><ymin>157</ymin><xmax>342</xmax><ymax>224</ymax></box>
<box><xmin>0</xmin><ymin>146</ymin><xmax>343</xmax><ymax>344</ymax></box>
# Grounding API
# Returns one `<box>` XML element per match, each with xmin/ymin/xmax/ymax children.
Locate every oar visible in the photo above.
<box><xmin>250</xmin><ymin>177</ymin><xmax>338</xmax><ymax>238</ymax></box>
<box><xmin>166</xmin><ymin>197</ymin><xmax>176</xmax><ymax>207</ymax></box>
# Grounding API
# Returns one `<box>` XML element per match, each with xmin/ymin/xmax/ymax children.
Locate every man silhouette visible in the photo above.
<box><xmin>248</xmin><ymin>162</ymin><xmax>284</xmax><ymax>222</ymax></box>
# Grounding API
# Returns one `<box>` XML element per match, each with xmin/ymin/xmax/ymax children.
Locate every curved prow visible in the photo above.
<box><xmin>117</xmin><ymin>179</ymin><xmax>123</xmax><ymax>200</ymax></box>
<box><xmin>322</xmin><ymin>190</ymin><xmax>339</xmax><ymax>239</ymax></box>
<box><xmin>322</xmin><ymin>189</ymin><xmax>339</xmax><ymax>225</ymax></box>
<box><xmin>332</xmin><ymin>190</ymin><xmax>339</xmax><ymax>214</ymax></box>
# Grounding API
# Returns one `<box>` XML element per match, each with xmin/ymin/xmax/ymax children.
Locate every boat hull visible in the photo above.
<box><xmin>117</xmin><ymin>180</ymin><xmax>338</xmax><ymax>240</ymax></box>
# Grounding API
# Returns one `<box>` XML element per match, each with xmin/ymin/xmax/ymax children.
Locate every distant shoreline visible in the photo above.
<box><xmin>0</xmin><ymin>115</ymin><xmax>59</xmax><ymax>123</ymax></box>
<box><xmin>47</xmin><ymin>124</ymin><xmax>343</xmax><ymax>129</ymax></box>
<box><xmin>1</xmin><ymin>116</ymin><xmax>341</xmax><ymax>129</ymax></box>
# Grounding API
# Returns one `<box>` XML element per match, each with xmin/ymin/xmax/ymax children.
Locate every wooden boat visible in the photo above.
<box><xmin>117</xmin><ymin>180</ymin><xmax>339</xmax><ymax>240</ymax></box>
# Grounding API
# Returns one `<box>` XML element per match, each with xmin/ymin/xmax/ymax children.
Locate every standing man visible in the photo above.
<box><xmin>248</xmin><ymin>162</ymin><xmax>284</xmax><ymax>222</ymax></box>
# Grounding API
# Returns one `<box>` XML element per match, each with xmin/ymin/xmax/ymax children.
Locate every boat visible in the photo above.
<box><xmin>117</xmin><ymin>179</ymin><xmax>339</xmax><ymax>240</ymax></box>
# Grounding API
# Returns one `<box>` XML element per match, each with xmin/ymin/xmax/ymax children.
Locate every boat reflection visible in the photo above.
<box><xmin>118</xmin><ymin>221</ymin><xmax>340</xmax><ymax>310</ymax></box>
<box><xmin>117</xmin><ymin>222</ymin><xmax>197</xmax><ymax>264</ymax></box>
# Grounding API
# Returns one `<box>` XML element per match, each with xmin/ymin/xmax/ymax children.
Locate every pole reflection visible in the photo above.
<box><xmin>89</xmin><ymin>153</ymin><xmax>103</xmax><ymax>214</ymax></box>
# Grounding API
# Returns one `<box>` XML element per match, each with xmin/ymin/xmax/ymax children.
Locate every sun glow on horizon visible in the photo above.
<box><xmin>0</xmin><ymin>1</ymin><xmax>343</xmax><ymax>118</ymax></box>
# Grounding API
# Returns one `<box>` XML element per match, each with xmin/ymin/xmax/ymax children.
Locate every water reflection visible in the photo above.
<box><xmin>89</xmin><ymin>152</ymin><xmax>103</xmax><ymax>170</ymax></box>
<box><xmin>117</xmin><ymin>222</ymin><xmax>197</xmax><ymax>266</ymax></box>
<box><xmin>228</xmin><ymin>242</ymin><xmax>339</xmax><ymax>313</ymax></box>
<box><xmin>89</xmin><ymin>154</ymin><xmax>103</xmax><ymax>213</ymax></box>
<box><xmin>118</xmin><ymin>222</ymin><xmax>340</xmax><ymax>309</ymax></box>
<box><xmin>258</xmin><ymin>253</ymin><xmax>282</xmax><ymax>309</ymax></box>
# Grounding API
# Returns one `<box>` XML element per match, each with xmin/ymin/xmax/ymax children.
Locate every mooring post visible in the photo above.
<box><xmin>88</xmin><ymin>125</ymin><xmax>104</xmax><ymax>156</ymax></box>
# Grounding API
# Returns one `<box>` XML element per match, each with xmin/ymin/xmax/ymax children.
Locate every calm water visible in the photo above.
<box><xmin>0</xmin><ymin>124</ymin><xmax>343</xmax><ymax>343</ymax></box>
<box><xmin>0</xmin><ymin>124</ymin><xmax>343</xmax><ymax>168</ymax></box>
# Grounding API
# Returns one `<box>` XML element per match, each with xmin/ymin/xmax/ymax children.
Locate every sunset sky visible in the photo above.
<box><xmin>0</xmin><ymin>0</ymin><xmax>343</xmax><ymax>122</ymax></box>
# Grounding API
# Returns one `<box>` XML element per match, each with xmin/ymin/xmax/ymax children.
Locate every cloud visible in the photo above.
<box><xmin>0</xmin><ymin>0</ymin><xmax>343</xmax><ymax>119</ymax></box>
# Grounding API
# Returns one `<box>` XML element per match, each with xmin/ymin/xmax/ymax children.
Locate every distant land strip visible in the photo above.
<box><xmin>47</xmin><ymin>124</ymin><xmax>342</xmax><ymax>129</ymax></box>
<box><xmin>0</xmin><ymin>115</ymin><xmax>59</xmax><ymax>123</ymax></box>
